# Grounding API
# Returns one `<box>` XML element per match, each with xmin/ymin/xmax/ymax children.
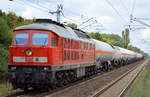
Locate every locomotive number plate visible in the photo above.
<box><xmin>25</xmin><ymin>57</ymin><xmax>33</xmax><ymax>62</ymax></box>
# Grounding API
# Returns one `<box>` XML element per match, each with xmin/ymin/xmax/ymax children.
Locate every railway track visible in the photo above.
<box><xmin>44</xmin><ymin>60</ymin><xmax>146</xmax><ymax>97</ymax></box>
<box><xmin>1</xmin><ymin>73</ymin><xmax>104</xmax><ymax>97</ymax></box>
<box><xmin>1</xmin><ymin>59</ymin><xmax>147</xmax><ymax>97</ymax></box>
<box><xmin>0</xmin><ymin>89</ymin><xmax>23</xmax><ymax>97</ymax></box>
<box><xmin>91</xmin><ymin>59</ymin><xmax>149</xmax><ymax>97</ymax></box>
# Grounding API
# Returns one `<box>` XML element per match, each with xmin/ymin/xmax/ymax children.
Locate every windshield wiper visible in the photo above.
<box><xmin>41</xmin><ymin>39</ymin><xmax>47</xmax><ymax>47</ymax></box>
<box><xmin>15</xmin><ymin>39</ymin><xmax>18</xmax><ymax>45</ymax></box>
<box><xmin>44</xmin><ymin>39</ymin><xmax>47</xmax><ymax>45</ymax></box>
<box><xmin>14</xmin><ymin>39</ymin><xmax>18</xmax><ymax>47</ymax></box>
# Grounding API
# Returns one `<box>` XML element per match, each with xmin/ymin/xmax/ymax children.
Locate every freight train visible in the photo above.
<box><xmin>8</xmin><ymin>19</ymin><xmax>143</xmax><ymax>90</ymax></box>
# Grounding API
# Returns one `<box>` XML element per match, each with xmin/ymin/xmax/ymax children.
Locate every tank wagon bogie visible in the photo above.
<box><xmin>8</xmin><ymin>19</ymin><xmax>143</xmax><ymax>90</ymax></box>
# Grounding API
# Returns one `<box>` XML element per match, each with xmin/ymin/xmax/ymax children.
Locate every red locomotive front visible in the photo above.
<box><xmin>10</xmin><ymin>29</ymin><xmax>61</xmax><ymax>66</ymax></box>
<box><xmin>9</xmin><ymin>28</ymin><xmax>63</xmax><ymax>90</ymax></box>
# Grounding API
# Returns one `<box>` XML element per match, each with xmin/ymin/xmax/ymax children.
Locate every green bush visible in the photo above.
<box><xmin>0</xmin><ymin>44</ymin><xmax>9</xmax><ymax>71</ymax></box>
<box><xmin>0</xmin><ymin>44</ymin><xmax>9</xmax><ymax>82</ymax></box>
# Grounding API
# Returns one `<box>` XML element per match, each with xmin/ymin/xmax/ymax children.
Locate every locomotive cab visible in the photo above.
<box><xmin>9</xmin><ymin>29</ymin><xmax>60</xmax><ymax>66</ymax></box>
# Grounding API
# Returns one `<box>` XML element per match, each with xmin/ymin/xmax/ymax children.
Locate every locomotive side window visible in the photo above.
<box><xmin>60</xmin><ymin>39</ymin><xmax>63</xmax><ymax>47</ymax></box>
<box><xmin>64</xmin><ymin>38</ymin><xmax>67</xmax><ymax>48</ymax></box>
<box><xmin>71</xmin><ymin>40</ymin><xmax>73</xmax><ymax>49</ymax></box>
<box><xmin>51</xmin><ymin>37</ymin><xmax>58</xmax><ymax>47</ymax></box>
<box><xmin>68</xmin><ymin>39</ymin><xmax>70</xmax><ymax>48</ymax></box>
<box><xmin>33</xmin><ymin>33</ymin><xmax>48</xmax><ymax>45</ymax></box>
<box><xmin>14</xmin><ymin>33</ymin><xmax>28</xmax><ymax>45</ymax></box>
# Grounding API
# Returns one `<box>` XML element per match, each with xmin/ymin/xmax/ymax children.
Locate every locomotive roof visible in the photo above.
<box><xmin>15</xmin><ymin>20</ymin><xmax>94</xmax><ymax>44</ymax></box>
<box><xmin>73</xmin><ymin>29</ymin><xmax>90</xmax><ymax>39</ymax></box>
<box><xmin>35</xmin><ymin>19</ymin><xmax>65</xmax><ymax>27</ymax></box>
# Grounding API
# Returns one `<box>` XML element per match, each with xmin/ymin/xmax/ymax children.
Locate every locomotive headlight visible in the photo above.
<box><xmin>44</xmin><ymin>67</ymin><xmax>48</xmax><ymax>70</ymax></box>
<box><xmin>26</xmin><ymin>49</ymin><xmax>32</xmax><ymax>56</ymax></box>
<box><xmin>11</xmin><ymin>66</ymin><xmax>16</xmax><ymax>70</ymax></box>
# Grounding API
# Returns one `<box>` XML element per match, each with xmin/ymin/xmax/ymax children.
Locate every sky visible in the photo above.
<box><xmin>0</xmin><ymin>0</ymin><xmax>150</xmax><ymax>54</ymax></box>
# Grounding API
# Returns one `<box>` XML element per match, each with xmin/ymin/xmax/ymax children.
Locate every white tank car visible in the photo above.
<box><xmin>139</xmin><ymin>54</ymin><xmax>143</xmax><ymax>59</ymax></box>
<box><xmin>112</xmin><ymin>46</ymin><xmax>123</xmax><ymax>61</ymax></box>
<box><xmin>131</xmin><ymin>51</ymin><xmax>137</xmax><ymax>59</ymax></box>
<box><xmin>136</xmin><ymin>53</ymin><xmax>143</xmax><ymax>59</ymax></box>
<box><xmin>115</xmin><ymin>46</ymin><xmax>137</xmax><ymax>61</ymax></box>
<box><xmin>126</xmin><ymin>50</ymin><xmax>136</xmax><ymax>60</ymax></box>
<box><xmin>117</xmin><ymin>47</ymin><xmax>130</xmax><ymax>60</ymax></box>
<box><xmin>92</xmin><ymin>39</ymin><xmax>115</xmax><ymax>63</ymax></box>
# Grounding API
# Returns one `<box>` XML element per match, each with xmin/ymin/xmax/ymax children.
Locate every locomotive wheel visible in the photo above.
<box><xmin>56</xmin><ymin>72</ymin><xmax>65</xmax><ymax>87</ymax></box>
<box><xmin>102</xmin><ymin>64</ymin><xmax>108</xmax><ymax>72</ymax></box>
<box><xmin>56</xmin><ymin>78</ymin><xmax>64</xmax><ymax>87</ymax></box>
<box><xmin>70</xmin><ymin>71</ymin><xmax>76</xmax><ymax>82</ymax></box>
<box><xmin>23</xmin><ymin>87</ymin><xmax>29</xmax><ymax>92</ymax></box>
<box><xmin>50</xmin><ymin>81</ymin><xmax>57</xmax><ymax>89</ymax></box>
<box><xmin>12</xmin><ymin>82</ymin><xmax>17</xmax><ymax>89</ymax></box>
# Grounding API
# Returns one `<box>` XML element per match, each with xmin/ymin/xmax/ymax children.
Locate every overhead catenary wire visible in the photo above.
<box><xmin>129</xmin><ymin>0</ymin><xmax>137</xmax><ymax>25</ymax></box>
<box><xmin>104</xmin><ymin>0</ymin><xmax>128</xmax><ymax>24</ymax></box>
<box><xmin>11</xmin><ymin>0</ymin><xmax>74</xmax><ymax>23</ymax></box>
<box><xmin>16</xmin><ymin>0</ymin><xmax>50</xmax><ymax>12</ymax></box>
<box><xmin>79</xmin><ymin>17</ymin><xmax>94</xmax><ymax>27</ymax></box>
<box><xmin>59</xmin><ymin>0</ymin><xmax>64</xmax><ymax>5</ymax></box>
<box><xmin>18</xmin><ymin>0</ymin><xmax>56</xmax><ymax>13</ymax></box>
<box><xmin>62</xmin><ymin>15</ymin><xmax>81</xmax><ymax>24</ymax></box>
<box><xmin>11</xmin><ymin>1</ymin><xmax>47</xmax><ymax>13</ymax></box>
<box><xmin>36</xmin><ymin>0</ymin><xmax>57</xmax><ymax>11</ymax></box>
<box><xmin>119</xmin><ymin>0</ymin><xmax>130</xmax><ymax>15</ymax></box>
<box><xmin>80</xmin><ymin>20</ymin><xmax>97</xmax><ymax>29</ymax></box>
<box><xmin>36</xmin><ymin>1</ymin><xmax>55</xmax><ymax>12</ymax></box>
<box><xmin>130</xmin><ymin>0</ymin><xmax>137</xmax><ymax>16</ymax></box>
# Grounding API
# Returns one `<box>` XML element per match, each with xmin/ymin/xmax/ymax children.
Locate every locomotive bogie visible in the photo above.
<box><xmin>8</xmin><ymin>63</ymin><xmax>97</xmax><ymax>90</ymax></box>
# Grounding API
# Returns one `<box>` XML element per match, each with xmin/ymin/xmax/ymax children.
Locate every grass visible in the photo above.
<box><xmin>125</xmin><ymin>64</ymin><xmax>150</xmax><ymax>97</ymax></box>
<box><xmin>0</xmin><ymin>82</ymin><xmax>12</xmax><ymax>96</ymax></box>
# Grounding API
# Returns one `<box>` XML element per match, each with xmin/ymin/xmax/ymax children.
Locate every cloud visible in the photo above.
<box><xmin>140</xmin><ymin>29</ymin><xmax>150</xmax><ymax>40</ymax></box>
<box><xmin>97</xmin><ymin>16</ymin><xmax>114</xmax><ymax>25</ymax></box>
<box><xmin>22</xmin><ymin>7</ymin><xmax>33</xmax><ymax>19</ymax></box>
<box><xmin>130</xmin><ymin>29</ymin><xmax>150</xmax><ymax>54</ymax></box>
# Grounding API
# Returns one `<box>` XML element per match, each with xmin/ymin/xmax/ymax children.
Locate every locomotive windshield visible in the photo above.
<box><xmin>32</xmin><ymin>33</ymin><xmax>48</xmax><ymax>45</ymax></box>
<box><xmin>14</xmin><ymin>33</ymin><xmax>28</xmax><ymax>45</ymax></box>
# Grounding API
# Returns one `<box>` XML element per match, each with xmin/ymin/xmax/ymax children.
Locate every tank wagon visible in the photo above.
<box><xmin>8</xmin><ymin>19</ymin><xmax>143</xmax><ymax>90</ymax></box>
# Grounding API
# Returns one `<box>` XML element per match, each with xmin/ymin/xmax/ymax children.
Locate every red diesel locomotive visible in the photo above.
<box><xmin>8</xmin><ymin>19</ymin><xmax>96</xmax><ymax>90</ymax></box>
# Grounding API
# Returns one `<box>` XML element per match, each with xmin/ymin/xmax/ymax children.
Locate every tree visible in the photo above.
<box><xmin>17</xmin><ymin>16</ymin><xmax>24</xmax><ymax>23</ymax></box>
<box><xmin>0</xmin><ymin>10</ymin><xmax>3</xmax><ymax>17</ymax></box>
<box><xmin>6</xmin><ymin>12</ymin><xmax>18</xmax><ymax>28</ymax></box>
<box><xmin>0</xmin><ymin>18</ymin><xmax>11</xmax><ymax>46</ymax></box>
<box><xmin>0</xmin><ymin>10</ymin><xmax>34</xmax><ymax>76</ymax></box>
<box><xmin>67</xmin><ymin>23</ymin><xmax>78</xmax><ymax>29</ymax></box>
<box><xmin>122</xmin><ymin>28</ymin><xmax>130</xmax><ymax>48</ymax></box>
